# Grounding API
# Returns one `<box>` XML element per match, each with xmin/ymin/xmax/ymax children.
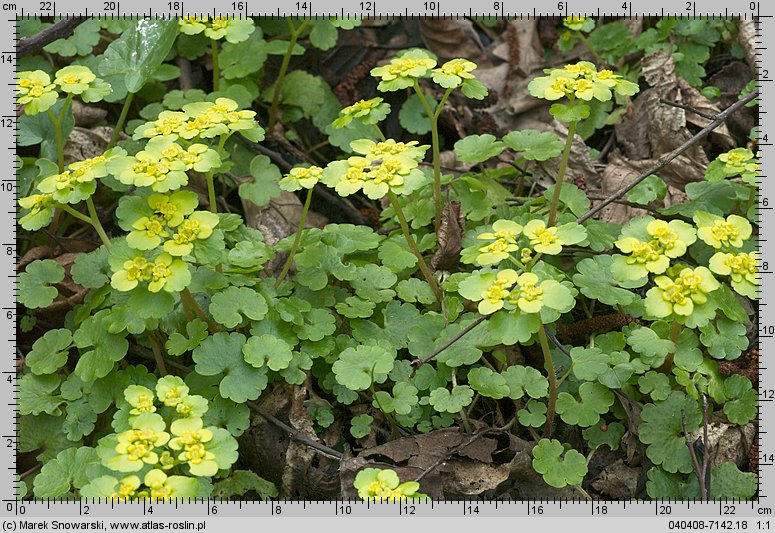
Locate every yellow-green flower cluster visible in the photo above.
<box><xmin>562</xmin><ymin>16</ymin><xmax>594</xmax><ymax>32</ymax></box>
<box><xmin>109</xmin><ymin>137</ymin><xmax>221</xmax><ymax>192</ymax></box>
<box><xmin>467</xmin><ymin>219</ymin><xmax>586</xmax><ymax>267</ymax></box>
<box><xmin>18</xmin><ymin>148</ymin><xmax>126</xmax><ymax>230</ymax></box>
<box><xmin>694</xmin><ymin>211</ymin><xmax>757</xmax><ymax>298</ymax></box>
<box><xmin>371</xmin><ymin>49</ymin><xmax>437</xmax><ymax>92</ymax></box>
<box><xmin>16</xmin><ymin>66</ymin><xmax>111</xmax><ymax>115</ymax></box>
<box><xmin>614</xmin><ymin>219</ymin><xmax>697</xmax><ymax>280</ymax></box>
<box><xmin>645</xmin><ymin>266</ymin><xmax>720</xmax><ymax>318</ymax></box>
<box><xmin>134</xmin><ymin>98</ymin><xmax>264</xmax><ymax>143</ymax></box>
<box><xmin>121</xmin><ymin>191</ymin><xmax>220</xmax><ymax>258</ymax></box>
<box><xmin>97</xmin><ymin>380</ymin><xmax>236</xmax><ymax>482</ymax></box>
<box><xmin>353</xmin><ymin>468</ymin><xmax>426</xmax><ymax>501</ymax></box>
<box><xmin>279</xmin><ymin>165</ymin><xmax>323</xmax><ymax>192</ymax></box>
<box><xmin>458</xmin><ymin>268</ymin><xmax>574</xmax><ymax>316</ymax></box>
<box><xmin>332</xmin><ymin>97</ymin><xmax>391</xmax><ymax>129</ymax></box>
<box><xmin>82</xmin><ymin>470</ymin><xmax>199</xmax><ymax>501</ymax></box>
<box><xmin>706</xmin><ymin>148</ymin><xmax>759</xmax><ymax>185</ymax></box>
<box><xmin>528</xmin><ymin>61</ymin><xmax>639</xmax><ymax>102</ymax></box>
<box><xmin>110</xmin><ymin>253</ymin><xmax>192</xmax><ymax>294</ymax></box>
<box><xmin>321</xmin><ymin>139</ymin><xmax>429</xmax><ymax>200</ymax></box>
<box><xmin>178</xmin><ymin>16</ymin><xmax>255</xmax><ymax>43</ymax></box>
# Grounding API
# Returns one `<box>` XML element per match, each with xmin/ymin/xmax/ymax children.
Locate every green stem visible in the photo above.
<box><xmin>147</xmin><ymin>331</ymin><xmax>168</xmax><ymax>377</ymax></box>
<box><xmin>108</xmin><ymin>92</ymin><xmax>134</xmax><ymax>150</ymax></box>
<box><xmin>85</xmin><ymin>197</ymin><xmax>112</xmax><ymax>249</ymax></box>
<box><xmin>538</xmin><ymin>326</ymin><xmax>558</xmax><ymax>438</ymax></box>
<box><xmin>181</xmin><ymin>288</ymin><xmax>220</xmax><ymax>334</ymax></box>
<box><xmin>205</xmin><ymin>173</ymin><xmax>218</xmax><ymax>214</ymax></box>
<box><xmin>210</xmin><ymin>39</ymin><xmax>220</xmax><ymax>92</ymax></box>
<box><xmin>574</xmin><ymin>484</ymin><xmax>592</xmax><ymax>500</ymax></box>
<box><xmin>414</xmin><ymin>81</ymin><xmax>451</xmax><ymax>233</ymax></box>
<box><xmin>267</xmin><ymin>19</ymin><xmax>309</xmax><ymax>132</ymax></box>
<box><xmin>387</xmin><ymin>190</ymin><xmax>442</xmax><ymax>302</ymax></box>
<box><xmin>372</xmin><ymin>124</ymin><xmax>386</xmax><ymax>142</ymax></box>
<box><xmin>660</xmin><ymin>319</ymin><xmax>681</xmax><ymax>373</ymax></box>
<box><xmin>578</xmin><ymin>33</ymin><xmax>603</xmax><ymax>66</ymax></box>
<box><xmin>547</xmin><ymin>119</ymin><xmax>578</xmax><ymax>227</ymax></box>
<box><xmin>275</xmin><ymin>187</ymin><xmax>313</xmax><ymax>287</ymax></box>
<box><xmin>59</xmin><ymin>204</ymin><xmax>93</xmax><ymax>225</ymax></box>
<box><xmin>46</xmin><ymin>109</ymin><xmax>65</xmax><ymax>172</ymax></box>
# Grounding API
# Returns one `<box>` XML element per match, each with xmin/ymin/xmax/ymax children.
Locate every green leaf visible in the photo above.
<box><xmin>673</xmin><ymin>329</ymin><xmax>704</xmax><ymax>372</ymax></box>
<box><xmin>532</xmin><ymin>438</ymin><xmax>588</xmax><ymax>488</ymax></box>
<box><xmin>502</xmin><ymin>365</ymin><xmax>549</xmax><ymax>399</ymax></box>
<box><xmin>549</xmin><ymin>103</ymin><xmax>591</xmax><ymax>122</ymax></box>
<box><xmin>572</xmin><ymin>255</ymin><xmax>640</xmax><ymax>307</ymax></box>
<box><xmin>202</xmin><ymin>395</ymin><xmax>251</xmax><ymax>437</ymax></box>
<box><xmin>396</xmin><ymin>278</ymin><xmax>435</xmax><ymax>305</ymax></box>
<box><xmin>453</xmin><ymin>134</ymin><xmax>505</xmax><ymax>164</ymax></box>
<box><xmin>332</xmin><ymin>345</ymin><xmax>395</xmax><ymax>391</ymax></box>
<box><xmin>220</xmin><ymin>32</ymin><xmax>268</xmax><ymax>79</ymax></box>
<box><xmin>19</xmin><ymin>102</ymin><xmax>74</xmax><ymax>163</ymax></box>
<box><xmin>44</xmin><ymin>19</ymin><xmax>102</xmax><ymax>57</ymax></box>
<box><xmin>467</xmin><ymin>367</ymin><xmax>509</xmax><ymax>399</ymax></box>
<box><xmin>26</xmin><ymin>329</ymin><xmax>72</xmax><ymax>375</ymax></box>
<box><xmin>350</xmin><ymin>414</ymin><xmax>373</xmax><ymax>439</ymax></box>
<box><xmin>502</xmin><ymin>129</ymin><xmax>565</xmax><ymax>161</ymax></box>
<box><xmin>212</xmin><ymin>470</ymin><xmax>278</xmax><ymax>500</ymax></box>
<box><xmin>296</xmin><ymin>308</ymin><xmax>336</xmax><ymax>342</ymax></box>
<box><xmin>723</xmin><ymin>375</ymin><xmax>757</xmax><ymax>425</ymax></box>
<box><xmin>638</xmin><ymin>371</ymin><xmax>672</xmax><ymax>401</ymax></box>
<box><xmin>700</xmin><ymin>318</ymin><xmax>748</xmax><ymax>360</ymax></box>
<box><xmin>639</xmin><ymin>391</ymin><xmax>702</xmax><ymax>473</ymax></box>
<box><xmin>378</xmin><ymin>238</ymin><xmax>417</xmax><ymax>272</ymax></box>
<box><xmin>19</xmin><ymin>374</ymin><xmax>63</xmax><ymax>416</ymax></box>
<box><xmin>627</xmin><ymin>327</ymin><xmax>675</xmax><ymax>365</ymax></box>
<box><xmin>556</xmin><ymin>382</ymin><xmax>614</xmax><ymax>427</ymax></box>
<box><xmin>398</xmin><ymin>93</ymin><xmax>435</xmax><ymax>135</ymax></box>
<box><xmin>373</xmin><ymin>382</ymin><xmax>418</xmax><ymax>415</ymax></box>
<box><xmin>266</xmin><ymin>70</ymin><xmax>326</xmax><ymax>119</ymax></box>
<box><xmin>428</xmin><ymin>385</ymin><xmax>474</xmax><ymax>413</ymax></box>
<box><xmin>193</xmin><ymin>332</ymin><xmax>268</xmax><ymax>403</ymax></box>
<box><xmin>517</xmin><ymin>400</ymin><xmax>547</xmax><ymax>428</ymax></box>
<box><xmin>710</xmin><ymin>462</ymin><xmax>757</xmax><ymax>499</ymax></box>
<box><xmin>243</xmin><ymin>334</ymin><xmax>293</xmax><ymax>371</ymax></box>
<box><xmin>73</xmin><ymin>311</ymin><xmax>129</xmax><ymax>382</ymax></box>
<box><xmin>71</xmin><ymin>246</ymin><xmax>111</xmax><ymax>288</ymax></box>
<box><xmin>570</xmin><ymin>347</ymin><xmax>610</xmax><ymax>381</ymax></box>
<box><xmin>99</xmin><ymin>19</ymin><xmax>178</xmax><ymax>99</ymax></box>
<box><xmin>209</xmin><ymin>286</ymin><xmax>268</xmax><ymax>328</ymax></box>
<box><xmin>646</xmin><ymin>467</ymin><xmax>695</xmax><ymax>499</ymax></box>
<box><xmin>63</xmin><ymin>398</ymin><xmax>98</xmax><ymax>441</ymax></box>
<box><xmin>583</xmin><ymin>421</ymin><xmax>625</xmax><ymax>451</ymax></box>
<box><xmin>18</xmin><ymin>414</ymin><xmax>74</xmax><ymax>462</ymax></box>
<box><xmin>33</xmin><ymin>447</ymin><xmax>102</xmax><ymax>497</ymax></box>
<box><xmin>627</xmin><ymin>175</ymin><xmax>667</xmax><ymax>205</ymax></box>
<box><xmin>239</xmin><ymin>155</ymin><xmax>283</xmax><ymax>207</ymax></box>
<box><xmin>165</xmin><ymin>319</ymin><xmax>209</xmax><ymax>356</ymax></box>
<box><xmin>487</xmin><ymin>310</ymin><xmax>541</xmax><ymax>345</ymax></box>
<box><xmin>19</xmin><ymin>259</ymin><xmax>64</xmax><ymax>309</ymax></box>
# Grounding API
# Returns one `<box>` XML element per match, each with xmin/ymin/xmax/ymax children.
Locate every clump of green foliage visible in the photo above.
<box><xmin>16</xmin><ymin>15</ymin><xmax>758</xmax><ymax>501</ymax></box>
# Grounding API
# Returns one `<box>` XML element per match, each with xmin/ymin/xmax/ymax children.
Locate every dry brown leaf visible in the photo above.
<box><xmin>64</xmin><ymin>126</ymin><xmax>114</xmax><ymax>165</ymax></box>
<box><xmin>689</xmin><ymin>416</ymin><xmax>756</xmax><ymax>469</ymax></box>
<box><xmin>430</xmin><ymin>201</ymin><xmax>464</xmax><ymax>272</ymax></box>
<box><xmin>420</xmin><ymin>18</ymin><xmax>485</xmax><ymax>63</ymax></box>
<box><xmin>737</xmin><ymin>19</ymin><xmax>758</xmax><ymax>76</ymax></box>
<box><xmin>590</xmin><ymin>459</ymin><xmax>642</xmax><ymax>499</ymax></box>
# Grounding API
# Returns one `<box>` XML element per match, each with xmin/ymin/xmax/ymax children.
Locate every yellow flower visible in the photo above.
<box><xmin>109</xmin><ymin>476</ymin><xmax>141</xmax><ymax>500</ymax></box>
<box><xmin>370</xmin><ymin>49</ymin><xmax>436</xmax><ymax>91</ymax></box>
<box><xmin>645</xmin><ymin>266</ymin><xmax>720</xmax><ymax>317</ymax></box>
<box><xmin>478</xmin><ymin>269</ymin><xmax>519</xmax><ymax>315</ymax></box>
<box><xmin>279</xmin><ymin>166</ymin><xmax>323</xmax><ymax>192</ymax></box>
<box><xmin>54</xmin><ymin>65</ymin><xmax>96</xmax><ymax>94</ymax></box>
<box><xmin>476</xmin><ymin>238</ymin><xmax>519</xmax><ymax>266</ymax></box>
<box><xmin>709</xmin><ymin>251</ymin><xmax>759</xmax><ymax>299</ymax></box>
<box><xmin>478</xmin><ymin>219</ymin><xmax>523</xmax><ymax>243</ymax></box>
<box><xmin>646</xmin><ymin>219</ymin><xmax>696</xmax><ymax>258</ymax></box>
<box><xmin>695</xmin><ymin>212</ymin><xmax>752</xmax><ymax>249</ymax></box>
<box><xmin>16</xmin><ymin>70</ymin><xmax>58</xmax><ymax>115</ymax></box>
<box><xmin>614</xmin><ymin>237</ymin><xmax>669</xmax><ymax>278</ymax></box>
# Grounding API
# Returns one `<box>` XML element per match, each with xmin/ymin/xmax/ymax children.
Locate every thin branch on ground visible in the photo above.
<box><xmin>696</xmin><ymin>383</ymin><xmax>711</xmax><ymax>501</ymax></box>
<box><xmin>658</xmin><ymin>98</ymin><xmax>717</xmax><ymax>120</ymax></box>
<box><xmin>544</xmin><ymin>327</ymin><xmax>571</xmax><ymax>358</ymax></box>
<box><xmin>411</xmin><ymin>316</ymin><xmax>487</xmax><ymax>368</ymax></box>
<box><xmin>577</xmin><ymin>91</ymin><xmax>759</xmax><ymax>224</ymax></box>
<box><xmin>682</xmin><ymin>407</ymin><xmax>708</xmax><ymax>502</ymax></box>
<box><xmin>17</xmin><ymin>17</ymin><xmax>88</xmax><ymax>57</ymax></box>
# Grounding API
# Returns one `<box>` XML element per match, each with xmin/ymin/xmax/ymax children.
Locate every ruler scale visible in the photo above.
<box><xmin>5</xmin><ymin>0</ymin><xmax>772</xmax><ymax>528</ymax></box>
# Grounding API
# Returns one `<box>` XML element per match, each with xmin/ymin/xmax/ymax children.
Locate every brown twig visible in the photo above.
<box><xmin>696</xmin><ymin>383</ymin><xmax>711</xmax><ymax>501</ymax></box>
<box><xmin>681</xmin><ymin>408</ymin><xmax>706</xmax><ymax>500</ymax></box>
<box><xmin>577</xmin><ymin>91</ymin><xmax>759</xmax><ymax>224</ymax></box>
<box><xmin>17</xmin><ymin>17</ymin><xmax>88</xmax><ymax>57</ymax></box>
<box><xmin>659</xmin><ymin>98</ymin><xmax>717</xmax><ymax>121</ymax></box>
<box><xmin>176</xmin><ymin>57</ymin><xmax>194</xmax><ymax>91</ymax></box>
<box><xmin>411</xmin><ymin>316</ymin><xmax>487</xmax><ymax>368</ymax></box>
